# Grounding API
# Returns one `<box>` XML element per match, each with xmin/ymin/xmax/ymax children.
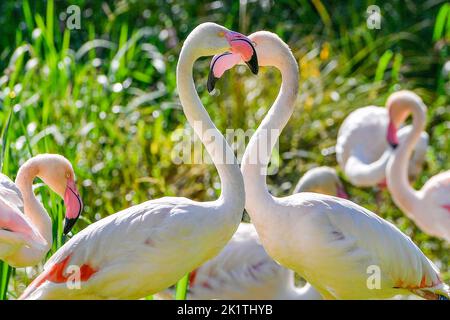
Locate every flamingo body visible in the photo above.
<box><xmin>22</xmin><ymin>197</ymin><xmax>241</xmax><ymax>299</ymax></box>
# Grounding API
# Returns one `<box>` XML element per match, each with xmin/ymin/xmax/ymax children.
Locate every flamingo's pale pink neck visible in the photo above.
<box><xmin>241</xmin><ymin>45</ymin><xmax>299</xmax><ymax>217</ymax></box>
<box><xmin>176</xmin><ymin>40</ymin><xmax>245</xmax><ymax>213</ymax></box>
<box><xmin>15</xmin><ymin>159</ymin><xmax>52</xmax><ymax>249</ymax></box>
<box><xmin>386</xmin><ymin>99</ymin><xmax>426</xmax><ymax>214</ymax></box>
<box><xmin>345</xmin><ymin>147</ymin><xmax>392</xmax><ymax>187</ymax></box>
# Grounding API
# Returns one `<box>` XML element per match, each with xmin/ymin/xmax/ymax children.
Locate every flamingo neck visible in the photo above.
<box><xmin>15</xmin><ymin>160</ymin><xmax>52</xmax><ymax>249</ymax></box>
<box><xmin>345</xmin><ymin>147</ymin><xmax>392</xmax><ymax>187</ymax></box>
<box><xmin>176</xmin><ymin>43</ymin><xmax>245</xmax><ymax>214</ymax></box>
<box><xmin>386</xmin><ymin>105</ymin><xmax>425</xmax><ymax>214</ymax></box>
<box><xmin>241</xmin><ymin>50</ymin><xmax>299</xmax><ymax>217</ymax></box>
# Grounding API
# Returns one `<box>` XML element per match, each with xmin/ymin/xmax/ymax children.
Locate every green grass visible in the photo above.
<box><xmin>0</xmin><ymin>0</ymin><xmax>449</xmax><ymax>299</ymax></box>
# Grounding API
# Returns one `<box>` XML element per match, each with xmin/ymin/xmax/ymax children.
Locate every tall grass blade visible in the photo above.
<box><xmin>175</xmin><ymin>273</ymin><xmax>189</xmax><ymax>300</ymax></box>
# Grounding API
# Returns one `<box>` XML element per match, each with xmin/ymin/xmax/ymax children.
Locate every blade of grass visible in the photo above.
<box><xmin>22</xmin><ymin>0</ymin><xmax>34</xmax><ymax>31</ymax></box>
<box><xmin>433</xmin><ymin>3</ymin><xmax>449</xmax><ymax>42</ymax></box>
<box><xmin>174</xmin><ymin>273</ymin><xmax>189</xmax><ymax>300</ymax></box>
<box><xmin>374</xmin><ymin>49</ymin><xmax>394</xmax><ymax>83</ymax></box>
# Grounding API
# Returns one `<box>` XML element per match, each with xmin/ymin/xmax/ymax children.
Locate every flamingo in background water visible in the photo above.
<box><xmin>0</xmin><ymin>154</ymin><xmax>82</xmax><ymax>267</ymax></box>
<box><xmin>208</xmin><ymin>31</ymin><xmax>449</xmax><ymax>299</ymax></box>
<box><xmin>386</xmin><ymin>91</ymin><xmax>450</xmax><ymax>242</ymax></box>
<box><xmin>19</xmin><ymin>23</ymin><xmax>258</xmax><ymax>300</ymax></box>
<box><xmin>336</xmin><ymin>103</ymin><xmax>428</xmax><ymax>188</ymax></box>
<box><xmin>158</xmin><ymin>167</ymin><xmax>346</xmax><ymax>300</ymax></box>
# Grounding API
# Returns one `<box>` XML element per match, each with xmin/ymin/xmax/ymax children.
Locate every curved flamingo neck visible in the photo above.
<box><xmin>15</xmin><ymin>159</ymin><xmax>52</xmax><ymax>248</ymax></box>
<box><xmin>241</xmin><ymin>48</ymin><xmax>299</xmax><ymax>216</ymax></box>
<box><xmin>386</xmin><ymin>103</ymin><xmax>425</xmax><ymax>214</ymax></box>
<box><xmin>345</xmin><ymin>147</ymin><xmax>392</xmax><ymax>186</ymax></box>
<box><xmin>176</xmin><ymin>42</ymin><xmax>245</xmax><ymax>213</ymax></box>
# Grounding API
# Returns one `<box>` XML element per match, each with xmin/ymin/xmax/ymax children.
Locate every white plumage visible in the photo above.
<box><xmin>157</xmin><ymin>167</ymin><xmax>346</xmax><ymax>300</ymax></box>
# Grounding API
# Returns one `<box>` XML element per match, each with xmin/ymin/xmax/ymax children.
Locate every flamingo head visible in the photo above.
<box><xmin>186</xmin><ymin>23</ymin><xmax>258</xmax><ymax>75</ymax></box>
<box><xmin>386</xmin><ymin>90</ymin><xmax>426</xmax><ymax>149</ymax></box>
<box><xmin>295</xmin><ymin>167</ymin><xmax>349</xmax><ymax>199</ymax></box>
<box><xmin>33</xmin><ymin>154</ymin><xmax>83</xmax><ymax>234</ymax></box>
<box><xmin>207</xmin><ymin>31</ymin><xmax>298</xmax><ymax>92</ymax></box>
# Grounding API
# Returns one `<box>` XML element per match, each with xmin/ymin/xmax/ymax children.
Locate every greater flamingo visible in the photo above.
<box><xmin>336</xmin><ymin>105</ymin><xmax>428</xmax><ymax>188</ymax></box>
<box><xmin>19</xmin><ymin>23</ymin><xmax>258</xmax><ymax>300</ymax></box>
<box><xmin>158</xmin><ymin>167</ymin><xmax>347</xmax><ymax>300</ymax></box>
<box><xmin>386</xmin><ymin>90</ymin><xmax>450</xmax><ymax>242</ymax></box>
<box><xmin>208</xmin><ymin>31</ymin><xmax>449</xmax><ymax>300</ymax></box>
<box><xmin>0</xmin><ymin>154</ymin><xmax>82</xmax><ymax>267</ymax></box>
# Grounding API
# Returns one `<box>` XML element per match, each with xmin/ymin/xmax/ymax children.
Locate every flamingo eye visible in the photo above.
<box><xmin>66</xmin><ymin>172</ymin><xmax>71</xmax><ymax>179</ymax></box>
<box><xmin>217</xmin><ymin>31</ymin><xmax>225</xmax><ymax>37</ymax></box>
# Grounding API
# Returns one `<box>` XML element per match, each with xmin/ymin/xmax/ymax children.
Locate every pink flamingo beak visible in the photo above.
<box><xmin>224</xmin><ymin>31</ymin><xmax>258</xmax><ymax>74</ymax></box>
<box><xmin>63</xmin><ymin>178</ymin><xmax>83</xmax><ymax>234</ymax></box>
<box><xmin>387</xmin><ymin>120</ymin><xmax>399</xmax><ymax>149</ymax></box>
<box><xmin>336</xmin><ymin>185</ymin><xmax>349</xmax><ymax>199</ymax></box>
<box><xmin>207</xmin><ymin>31</ymin><xmax>258</xmax><ymax>92</ymax></box>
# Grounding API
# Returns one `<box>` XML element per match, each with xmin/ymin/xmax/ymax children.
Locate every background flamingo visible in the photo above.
<box><xmin>336</xmin><ymin>105</ymin><xmax>428</xmax><ymax>187</ymax></box>
<box><xmin>294</xmin><ymin>166</ymin><xmax>348</xmax><ymax>198</ymax></box>
<box><xmin>386</xmin><ymin>90</ymin><xmax>450</xmax><ymax>242</ymax></box>
<box><xmin>0</xmin><ymin>154</ymin><xmax>82</xmax><ymax>267</ymax></box>
<box><xmin>19</xmin><ymin>23</ymin><xmax>257</xmax><ymax>300</ymax></box>
<box><xmin>209</xmin><ymin>31</ymin><xmax>449</xmax><ymax>300</ymax></box>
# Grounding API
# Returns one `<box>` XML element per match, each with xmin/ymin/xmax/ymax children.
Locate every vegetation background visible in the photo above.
<box><xmin>0</xmin><ymin>0</ymin><xmax>448</xmax><ymax>299</ymax></box>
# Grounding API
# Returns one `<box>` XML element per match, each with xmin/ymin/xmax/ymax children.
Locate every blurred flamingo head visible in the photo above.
<box><xmin>386</xmin><ymin>90</ymin><xmax>426</xmax><ymax>149</ymax></box>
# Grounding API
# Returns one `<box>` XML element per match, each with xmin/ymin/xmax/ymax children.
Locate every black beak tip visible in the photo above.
<box><xmin>246</xmin><ymin>52</ymin><xmax>259</xmax><ymax>75</ymax></box>
<box><xmin>389</xmin><ymin>142</ymin><xmax>398</xmax><ymax>149</ymax></box>
<box><xmin>63</xmin><ymin>217</ymin><xmax>78</xmax><ymax>235</ymax></box>
<box><xmin>207</xmin><ymin>70</ymin><xmax>218</xmax><ymax>93</ymax></box>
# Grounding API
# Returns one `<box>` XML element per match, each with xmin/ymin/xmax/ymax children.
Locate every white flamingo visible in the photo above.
<box><xmin>386</xmin><ymin>90</ymin><xmax>450</xmax><ymax>242</ymax></box>
<box><xmin>336</xmin><ymin>104</ymin><xmax>428</xmax><ymax>188</ymax></box>
<box><xmin>0</xmin><ymin>154</ymin><xmax>82</xmax><ymax>267</ymax></box>
<box><xmin>208</xmin><ymin>31</ymin><xmax>449</xmax><ymax>300</ymax></box>
<box><xmin>158</xmin><ymin>167</ymin><xmax>346</xmax><ymax>300</ymax></box>
<box><xmin>19</xmin><ymin>23</ymin><xmax>258</xmax><ymax>300</ymax></box>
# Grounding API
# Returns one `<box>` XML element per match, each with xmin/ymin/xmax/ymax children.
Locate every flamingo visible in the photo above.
<box><xmin>386</xmin><ymin>90</ymin><xmax>450</xmax><ymax>242</ymax></box>
<box><xmin>336</xmin><ymin>104</ymin><xmax>428</xmax><ymax>188</ymax></box>
<box><xmin>158</xmin><ymin>167</ymin><xmax>346</xmax><ymax>300</ymax></box>
<box><xmin>207</xmin><ymin>31</ymin><xmax>449</xmax><ymax>300</ymax></box>
<box><xmin>0</xmin><ymin>154</ymin><xmax>82</xmax><ymax>267</ymax></box>
<box><xmin>19</xmin><ymin>22</ymin><xmax>258</xmax><ymax>300</ymax></box>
